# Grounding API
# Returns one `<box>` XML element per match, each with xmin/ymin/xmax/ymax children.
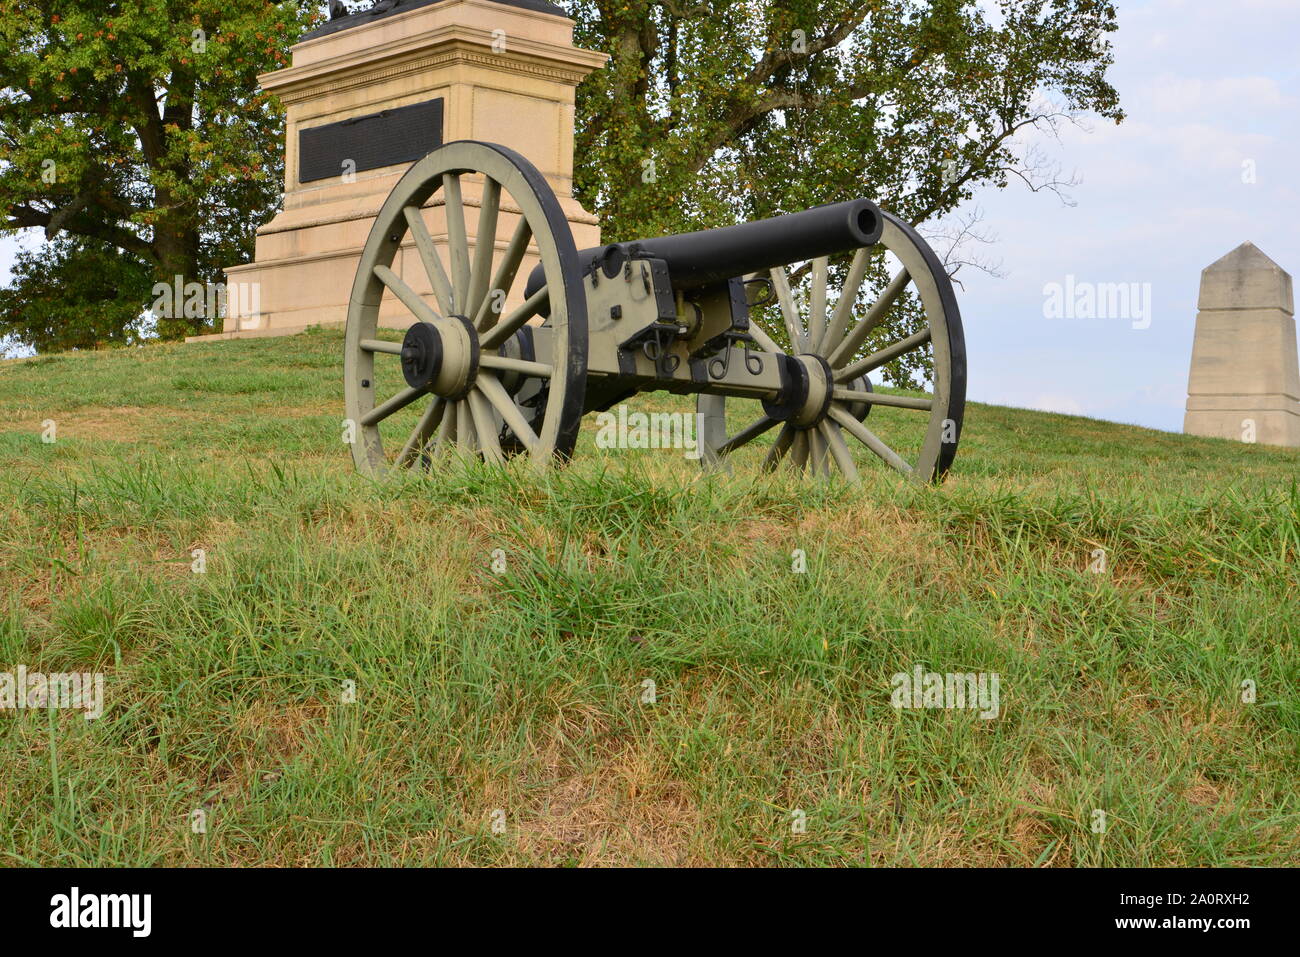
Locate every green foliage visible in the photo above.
<box><xmin>571</xmin><ymin>0</ymin><xmax>1122</xmax><ymax>238</ymax></box>
<box><xmin>0</xmin><ymin>0</ymin><xmax>318</xmax><ymax>345</ymax></box>
<box><xmin>569</xmin><ymin>0</ymin><xmax>1123</xmax><ymax>387</ymax></box>
<box><xmin>0</xmin><ymin>237</ymin><xmax>154</xmax><ymax>352</ymax></box>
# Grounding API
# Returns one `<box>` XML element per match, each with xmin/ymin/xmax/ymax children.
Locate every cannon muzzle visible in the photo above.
<box><xmin>528</xmin><ymin>198</ymin><xmax>883</xmax><ymax>295</ymax></box>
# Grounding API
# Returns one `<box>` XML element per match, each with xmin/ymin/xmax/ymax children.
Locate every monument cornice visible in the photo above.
<box><xmin>268</xmin><ymin>45</ymin><xmax>603</xmax><ymax>106</ymax></box>
<box><xmin>264</xmin><ymin>30</ymin><xmax>606</xmax><ymax>105</ymax></box>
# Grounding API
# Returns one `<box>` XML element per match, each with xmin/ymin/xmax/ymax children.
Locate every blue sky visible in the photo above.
<box><xmin>953</xmin><ymin>0</ymin><xmax>1300</xmax><ymax>432</ymax></box>
<box><xmin>4</xmin><ymin>0</ymin><xmax>1297</xmax><ymax>434</ymax></box>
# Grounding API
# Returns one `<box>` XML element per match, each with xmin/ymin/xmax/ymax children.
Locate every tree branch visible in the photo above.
<box><xmin>6</xmin><ymin>204</ymin><xmax>153</xmax><ymax>260</ymax></box>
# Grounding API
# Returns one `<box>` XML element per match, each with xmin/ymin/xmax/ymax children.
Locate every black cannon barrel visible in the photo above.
<box><xmin>527</xmin><ymin>198</ymin><xmax>883</xmax><ymax>296</ymax></box>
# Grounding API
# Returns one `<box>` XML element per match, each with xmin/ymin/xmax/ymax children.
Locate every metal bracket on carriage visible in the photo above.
<box><xmin>581</xmin><ymin>249</ymin><xmax>689</xmax><ymax>378</ymax></box>
<box><xmin>742</xmin><ymin>276</ymin><xmax>775</xmax><ymax>308</ymax></box>
<box><xmin>619</xmin><ymin>321</ymin><xmax>685</xmax><ymax>377</ymax></box>
<box><xmin>704</xmin><ymin>331</ymin><xmax>764</xmax><ymax>381</ymax></box>
<box><xmin>583</xmin><ymin>252</ymin><xmax>676</xmax><ymax>323</ymax></box>
<box><xmin>688</xmin><ymin>276</ymin><xmax>753</xmax><ymax>361</ymax></box>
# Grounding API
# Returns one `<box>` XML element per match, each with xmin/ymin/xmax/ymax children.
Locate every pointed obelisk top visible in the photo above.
<box><xmin>1198</xmin><ymin>241</ymin><xmax>1294</xmax><ymax>314</ymax></box>
<box><xmin>1204</xmin><ymin>241</ymin><xmax>1287</xmax><ymax>274</ymax></box>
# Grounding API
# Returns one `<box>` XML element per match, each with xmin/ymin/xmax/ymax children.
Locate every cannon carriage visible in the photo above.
<box><xmin>344</xmin><ymin>140</ymin><xmax>966</xmax><ymax>482</ymax></box>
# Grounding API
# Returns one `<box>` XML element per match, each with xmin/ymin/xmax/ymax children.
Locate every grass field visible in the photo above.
<box><xmin>0</xmin><ymin>326</ymin><xmax>1296</xmax><ymax>866</ymax></box>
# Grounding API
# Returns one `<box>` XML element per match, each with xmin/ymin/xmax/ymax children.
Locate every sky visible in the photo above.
<box><xmin>3</xmin><ymin>0</ymin><xmax>1298</xmax><ymax>434</ymax></box>
<box><xmin>951</xmin><ymin>0</ymin><xmax>1300</xmax><ymax>432</ymax></box>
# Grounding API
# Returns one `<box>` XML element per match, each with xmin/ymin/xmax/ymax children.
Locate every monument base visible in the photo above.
<box><xmin>1184</xmin><ymin>406</ymin><xmax>1300</xmax><ymax>446</ymax></box>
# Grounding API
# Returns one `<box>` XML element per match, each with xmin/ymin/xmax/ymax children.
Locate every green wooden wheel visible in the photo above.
<box><xmin>344</xmin><ymin>141</ymin><xmax>587</xmax><ymax>477</ymax></box>
<box><xmin>698</xmin><ymin>211</ymin><xmax>966</xmax><ymax>483</ymax></box>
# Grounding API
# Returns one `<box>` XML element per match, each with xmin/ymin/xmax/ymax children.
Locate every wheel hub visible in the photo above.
<box><xmin>401</xmin><ymin>316</ymin><xmax>479</xmax><ymax>399</ymax></box>
<box><xmin>764</xmin><ymin>353</ymin><xmax>833</xmax><ymax>430</ymax></box>
<box><xmin>400</xmin><ymin>322</ymin><xmax>443</xmax><ymax>390</ymax></box>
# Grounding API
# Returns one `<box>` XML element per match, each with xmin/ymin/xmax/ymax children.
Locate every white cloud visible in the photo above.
<box><xmin>1030</xmin><ymin>393</ymin><xmax>1086</xmax><ymax>416</ymax></box>
<box><xmin>1144</xmin><ymin>74</ymin><xmax>1291</xmax><ymax>113</ymax></box>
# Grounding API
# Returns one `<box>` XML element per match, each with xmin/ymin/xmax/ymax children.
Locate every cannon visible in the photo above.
<box><xmin>344</xmin><ymin>141</ymin><xmax>966</xmax><ymax>482</ymax></box>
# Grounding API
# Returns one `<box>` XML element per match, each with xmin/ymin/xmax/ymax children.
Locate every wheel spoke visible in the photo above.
<box><xmin>360</xmin><ymin>338</ymin><xmax>403</xmax><ymax>356</ymax></box>
<box><xmin>745</xmin><ymin>319</ymin><xmax>785</xmax><ymax>357</ymax></box>
<box><xmin>480</xmin><ymin>284</ymin><xmax>549</xmax><ymax>351</ymax></box>
<box><xmin>827</xmin><ymin>267</ymin><xmax>911</xmax><ymax>368</ymax></box>
<box><xmin>808</xmin><ymin>256</ymin><xmax>828</xmax><ymax>351</ymax></box>
<box><xmin>434</xmin><ymin>397</ymin><xmax>455</xmax><ymax>454</ymax></box>
<box><xmin>835</xmin><ymin>327</ymin><xmax>932</xmax><ymax>383</ymax></box>
<box><xmin>827</xmin><ymin>404</ymin><xmax>913</xmax><ymax>476</ymax></box>
<box><xmin>476</xmin><ymin>372</ymin><xmax>540</xmax><ymax>453</ymax></box>
<box><xmin>819</xmin><ymin>246</ymin><xmax>870</xmax><ymax>354</ymax></box>
<box><xmin>396</xmin><ymin>397</ymin><xmax>445</xmax><ymax>467</ymax></box>
<box><xmin>808</xmin><ymin>424</ymin><xmax>828</xmax><ymax>476</ymax></box>
<box><xmin>788</xmin><ymin>430</ymin><xmax>809</xmax><ymax>471</ymax></box>
<box><xmin>769</xmin><ymin>265</ymin><xmax>805</xmax><ymax>352</ymax></box>
<box><xmin>762</xmin><ymin>424</ymin><xmax>795</xmax><ymax>472</ymax></box>
<box><xmin>466</xmin><ymin>177</ymin><xmax>501</xmax><ymax>321</ymax></box>
<box><xmin>820</xmin><ymin>420</ymin><xmax>859</xmax><ymax>483</ymax></box>
<box><xmin>361</xmin><ymin>384</ymin><xmax>427</xmax><ymax>427</ymax></box>
<box><xmin>473</xmin><ymin>217</ymin><xmax>532</xmax><ymax>332</ymax></box>
<box><xmin>716</xmin><ymin>416</ymin><xmax>777</xmax><ymax>457</ymax></box>
<box><xmin>442</xmin><ymin>173</ymin><xmax>472</xmax><ymax>311</ymax></box>
<box><xmin>455</xmin><ymin>399</ymin><xmax>477</xmax><ymax>452</ymax></box>
<box><xmin>403</xmin><ymin>205</ymin><xmax>455</xmax><ymax>317</ymax></box>
<box><xmin>478</xmin><ymin>354</ymin><xmax>552</xmax><ymax>378</ymax></box>
<box><xmin>374</xmin><ymin>264</ymin><xmax>444</xmax><ymax>326</ymax></box>
<box><xmin>830</xmin><ymin>388</ymin><xmax>933</xmax><ymax>411</ymax></box>
<box><xmin>467</xmin><ymin>388</ymin><xmax>505</xmax><ymax>464</ymax></box>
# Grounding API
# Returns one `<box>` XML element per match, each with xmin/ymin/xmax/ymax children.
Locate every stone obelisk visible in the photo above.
<box><xmin>1183</xmin><ymin>242</ymin><xmax>1300</xmax><ymax>447</ymax></box>
<box><xmin>196</xmin><ymin>0</ymin><xmax>605</xmax><ymax>341</ymax></box>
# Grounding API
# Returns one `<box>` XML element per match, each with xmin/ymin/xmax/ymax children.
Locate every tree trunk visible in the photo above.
<box><xmin>152</xmin><ymin>189</ymin><xmax>205</xmax><ymax>339</ymax></box>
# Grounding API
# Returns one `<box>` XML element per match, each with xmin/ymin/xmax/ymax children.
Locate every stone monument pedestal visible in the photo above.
<box><xmin>191</xmin><ymin>0</ymin><xmax>605</xmax><ymax>341</ymax></box>
<box><xmin>1183</xmin><ymin>242</ymin><xmax>1300</xmax><ymax>447</ymax></box>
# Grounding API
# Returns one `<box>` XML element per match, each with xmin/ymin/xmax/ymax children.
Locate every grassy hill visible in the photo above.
<box><xmin>1</xmin><ymin>326</ymin><xmax>1296</xmax><ymax>866</ymax></box>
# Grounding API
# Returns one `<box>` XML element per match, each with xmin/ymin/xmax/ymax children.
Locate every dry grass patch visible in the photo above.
<box><xmin>513</xmin><ymin>743</ymin><xmax>700</xmax><ymax>866</ymax></box>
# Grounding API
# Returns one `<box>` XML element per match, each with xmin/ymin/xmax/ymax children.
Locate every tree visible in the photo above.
<box><xmin>3</xmin><ymin>0</ymin><xmax>1123</xmax><ymax>378</ymax></box>
<box><xmin>0</xmin><ymin>0</ymin><xmax>316</xmax><ymax>343</ymax></box>
<box><xmin>0</xmin><ymin>236</ymin><xmax>154</xmax><ymax>352</ymax></box>
<box><xmin>569</xmin><ymin>0</ymin><xmax>1123</xmax><ymax>385</ymax></box>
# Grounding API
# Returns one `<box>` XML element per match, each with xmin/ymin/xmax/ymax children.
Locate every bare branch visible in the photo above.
<box><xmin>920</xmin><ymin>207</ymin><xmax>1006</xmax><ymax>289</ymax></box>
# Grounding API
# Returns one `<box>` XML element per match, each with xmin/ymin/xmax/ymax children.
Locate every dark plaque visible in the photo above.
<box><xmin>298</xmin><ymin>98</ymin><xmax>444</xmax><ymax>183</ymax></box>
